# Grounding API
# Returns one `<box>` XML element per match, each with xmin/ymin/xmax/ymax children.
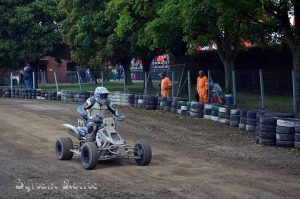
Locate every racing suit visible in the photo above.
<box><xmin>83</xmin><ymin>97</ymin><xmax>116</xmax><ymax>142</ymax></box>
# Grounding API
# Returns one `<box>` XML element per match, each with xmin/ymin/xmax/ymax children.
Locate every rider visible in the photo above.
<box><xmin>83</xmin><ymin>87</ymin><xmax>120</xmax><ymax>142</ymax></box>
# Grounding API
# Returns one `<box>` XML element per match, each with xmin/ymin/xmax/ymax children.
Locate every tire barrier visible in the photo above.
<box><xmin>128</xmin><ymin>94</ymin><xmax>135</xmax><ymax>107</ymax></box>
<box><xmin>211</xmin><ymin>105</ymin><xmax>219</xmax><ymax>122</ymax></box>
<box><xmin>239</xmin><ymin>109</ymin><xmax>248</xmax><ymax>130</ymax></box>
<box><xmin>230</xmin><ymin>109</ymin><xmax>240</xmax><ymax>127</ymax></box>
<box><xmin>190</xmin><ymin>102</ymin><xmax>204</xmax><ymax>118</ymax></box>
<box><xmin>295</xmin><ymin>121</ymin><xmax>300</xmax><ymax>149</ymax></box>
<box><xmin>246</xmin><ymin>110</ymin><xmax>260</xmax><ymax>132</ymax></box>
<box><xmin>203</xmin><ymin>104</ymin><xmax>212</xmax><ymax>120</ymax></box>
<box><xmin>257</xmin><ymin>116</ymin><xmax>278</xmax><ymax>146</ymax></box>
<box><xmin>145</xmin><ymin>96</ymin><xmax>158</xmax><ymax>110</ymax></box>
<box><xmin>276</xmin><ymin>118</ymin><xmax>298</xmax><ymax>147</ymax></box>
<box><xmin>218</xmin><ymin>106</ymin><xmax>227</xmax><ymax>124</ymax></box>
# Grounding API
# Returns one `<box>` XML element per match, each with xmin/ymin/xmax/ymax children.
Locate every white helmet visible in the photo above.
<box><xmin>94</xmin><ymin>87</ymin><xmax>110</xmax><ymax>104</ymax></box>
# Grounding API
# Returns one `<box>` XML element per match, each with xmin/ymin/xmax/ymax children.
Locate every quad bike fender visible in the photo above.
<box><xmin>63</xmin><ymin>124</ymin><xmax>81</xmax><ymax>139</ymax></box>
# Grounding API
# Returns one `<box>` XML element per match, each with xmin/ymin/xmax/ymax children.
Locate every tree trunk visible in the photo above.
<box><xmin>223</xmin><ymin>59</ymin><xmax>234</xmax><ymax>93</ymax></box>
<box><xmin>124</xmin><ymin>64</ymin><xmax>132</xmax><ymax>85</ymax></box>
<box><xmin>292</xmin><ymin>44</ymin><xmax>300</xmax><ymax>115</ymax></box>
<box><xmin>143</xmin><ymin>57</ymin><xmax>153</xmax><ymax>90</ymax></box>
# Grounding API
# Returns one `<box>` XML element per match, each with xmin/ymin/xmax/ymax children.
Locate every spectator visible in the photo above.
<box><xmin>116</xmin><ymin>63</ymin><xmax>123</xmax><ymax>82</ymax></box>
<box><xmin>196</xmin><ymin>70</ymin><xmax>208</xmax><ymax>103</ymax></box>
<box><xmin>24</xmin><ymin>64</ymin><xmax>31</xmax><ymax>89</ymax></box>
<box><xmin>19</xmin><ymin>70</ymin><xmax>24</xmax><ymax>88</ymax></box>
<box><xmin>158</xmin><ymin>71</ymin><xmax>172</xmax><ymax>97</ymax></box>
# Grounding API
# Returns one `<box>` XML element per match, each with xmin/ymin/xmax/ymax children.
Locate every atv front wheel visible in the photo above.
<box><xmin>135</xmin><ymin>140</ymin><xmax>152</xmax><ymax>166</ymax></box>
<box><xmin>55</xmin><ymin>137</ymin><xmax>74</xmax><ymax>160</ymax></box>
<box><xmin>81</xmin><ymin>142</ymin><xmax>99</xmax><ymax>170</ymax></box>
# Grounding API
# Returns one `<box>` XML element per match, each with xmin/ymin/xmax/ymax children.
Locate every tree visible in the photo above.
<box><xmin>180</xmin><ymin>0</ymin><xmax>258</xmax><ymax>93</ymax></box>
<box><xmin>59</xmin><ymin>0</ymin><xmax>109</xmax><ymax>83</ymax></box>
<box><xmin>105</xmin><ymin>0</ymin><xmax>163</xmax><ymax>88</ymax></box>
<box><xmin>248</xmin><ymin>0</ymin><xmax>300</xmax><ymax>113</ymax></box>
<box><xmin>0</xmin><ymin>0</ymin><xmax>66</xmax><ymax>69</ymax></box>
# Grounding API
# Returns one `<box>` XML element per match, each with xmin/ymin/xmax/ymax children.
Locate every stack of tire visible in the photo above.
<box><xmin>32</xmin><ymin>89</ymin><xmax>37</xmax><ymax>99</ymax></box>
<box><xmin>145</xmin><ymin>96</ymin><xmax>158</xmax><ymax>110</ymax></box>
<box><xmin>239</xmin><ymin>109</ymin><xmax>248</xmax><ymax>130</ymax></box>
<box><xmin>189</xmin><ymin>102</ymin><xmax>204</xmax><ymax>118</ymax></box>
<box><xmin>36</xmin><ymin>89</ymin><xmax>41</xmax><ymax>98</ymax></box>
<box><xmin>134</xmin><ymin>95</ymin><xmax>140</xmax><ymax>108</ymax></box>
<box><xmin>75</xmin><ymin>91</ymin><xmax>89</xmax><ymax>103</ymax></box>
<box><xmin>57</xmin><ymin>92</ymin><xmax>62</xmax><ymax>101</ymax></box>
<box><xmin>295</xmin><ymin>122</ymin><xmax>300</xmax><ymax>149</ymax></box>
<box><xmin>158</xmin><ymin>97</ymin><xmax>167</xmax><ymax>110</ymax></box>
<box><xmin>137</xmin><ymin>96</ymin><xmax>145</xmax><ymax>108</ymax></box>
<box><xmin>44</xmin><ymin>90</ymin><xmax>49</xmax><ymax>100</ymax></box>
<box><xmin>218</xmin><ymin>106</ymin><xmax>227</xmax><ymax>124</ymax></box>
<box><xmin>276</xmin><ymin>118</ymin><xmax>298</xmax><ymax>148</ymax></box>
<box><xmin>225</xmin><ymin>107</ymin><xmax>231</xmax><ymax>125</ymax></box>
<box><xmin>177</xmin><ymin>101</ymin><xmax>188</xmax><ymax>115</ymax></box>
<box><xmin>203</xmin><ymin>104</ymin><xmax>212</xmax><ymax>120</ymax></box>
<box><xmin>4</xmin><ymin>88</ymin><xmax>11</xmax><ymax>98</ymax></box>
<box><xmin>0</xmin><ymin>88</ymin><xmax>3</xmax><ymax>97</ymax></box>
<box><xmin>171</xmin><ymin>97</ymin><xmax>179</xmax><ymax>113</ymax></box>
<box><xmin>246</xmin><ymin>110</ymin><xmax>259</xmax><ymax>132</ymax></box>
<box><xmin>163</xmin><ymin>97</ymin><xmax>172</xmax><ymax>112</ymax></box>
<box><xmin>41</xmin><ymin>90</ymin><xmax>46</xmax><ymax>99</ymax></box>
<box><xmin>257</xmin><ymin>116</ymin><xmax>277</xmax><ymax>146</ymax></box>
<box><xmin>11</xmin><ymin>89</ymin><xmax>15</xmax><ymax>98</ymax></box>
<box><xmin>229</xmin><ymin>109</ymin><xmax>240</xmax><ymax>127</ymax></box>
<box><xmin>211</xmin><ymin>105</ymin><xmax>219</xmax><ymax>122</ymax></box>
<box><xmin>128</xmin><ymin>94</ymin><xmax>135</xmax><ymax>107</ymax></box>
<box><xmin>15</xmin><ymin>89</ymin><xmax>19</xmax><ymax>98</ymax></box>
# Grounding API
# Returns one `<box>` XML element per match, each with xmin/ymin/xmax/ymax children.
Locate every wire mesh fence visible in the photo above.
<box><xmin>0</xmin><ymin>65</ymin><xmax>295</xmax><ymax>113</ymax></box>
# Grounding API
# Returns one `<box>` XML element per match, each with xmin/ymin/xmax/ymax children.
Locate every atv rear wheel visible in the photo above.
<box><xmin>81</xmin><ymin>142</ymin><xmax>99</xmax><ymax>170</ymax></box>
<box><xmin>55</xmin><ymin>137</ymin><xmax>74</xmax><ymax>160</ymax></box>
<box><xmin>135</xmin><ymin>140</ymin><xmax>152</xmax><ymax>166</ymax></box>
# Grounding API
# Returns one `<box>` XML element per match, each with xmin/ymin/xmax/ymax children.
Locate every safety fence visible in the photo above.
<box><xmin>0</xmin><ymin>67</ymin><xmax>295</xmax><ymax>113</ymax></box>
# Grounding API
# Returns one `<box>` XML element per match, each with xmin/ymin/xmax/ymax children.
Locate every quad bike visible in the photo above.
<box><xmin>55</xmin><ymin>105</ymin><xmax>152</xmax><ymax>170</ymax></box>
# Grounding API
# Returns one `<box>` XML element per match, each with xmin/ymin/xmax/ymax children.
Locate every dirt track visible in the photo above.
<box><xmin>0</xmin><ymin>98</ymin><xmax>300</xmax><ymax>199</ymax></box>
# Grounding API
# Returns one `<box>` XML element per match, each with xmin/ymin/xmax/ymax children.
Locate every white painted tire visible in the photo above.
<box><xmin>218</xmin><ymin>107</ymin><xmax>226</xmax><ymax>113</ymax></box>
<box><xmin>204</xmin><ymin>104</ymin><xmax>212</xmax><ymax>109</ymax></box>
<box><xmin>276</xmin><ymin>118</ymin><xmax>298</xmax><ymax>127</ymax></box>
<box><xmin>138</xmin><ymin>99</ymin><xmax>144</xmax><ymax>104</ymax></box>
<box><xmin>181</xmin><ymin>106</ymin><xmax>188</xmax><ymax>111</ymax></box>
<box><xmin>230</xmin><ymin>109</ymin><xmax>239</xmax><ymax>115</ymax></box>
<box><xmin>211</xmin><ymin>116</ymin><xmax>219</xmax><ymax>122</ymax></box>
<box><xmin>203</xmin><ymin>115</ymin><xmax>211</xmax><ymax>120</ymax></box>
<box><xmin>218</xmin><ymin>118</ymin><xmax>226</xmax><ymax>124</ymax></box>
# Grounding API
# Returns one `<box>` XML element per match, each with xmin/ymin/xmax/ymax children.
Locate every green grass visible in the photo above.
<box><xmin>39</xmin><ymin>82</ymin><xmax>145</xmax><ymax>93</ymax></box>
<box><xmin>236</xmin><ymin>92</ymin><xmax>293</xmax><ymax>113</ymax></box>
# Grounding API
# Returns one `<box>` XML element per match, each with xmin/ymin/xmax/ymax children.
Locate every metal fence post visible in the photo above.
<box><xmin>188</xmin><ymin>70</ymin><xmax>191</xmax><ymax>101</ymax></box>
<box><xmin>10</xmin><ymin>72</ymin><xmax>13</xmax><ymax>90</ymax></box>
<box><xmin>232</xmin><ymin>70</ymin><xmax>237</xmax><ymax>106</ymax></box>
<box><xmin>77</xmin><ymin>71</ymin><xmax>82</xmax><ymax>90</ymax></box>
<box><xmin>292</xmin><ymin>70</ymin><xmax>297</xmax><ymax>114</ymax></box>
<box><xmin>32</xmin><ymin>72</ymin><xmax>35</xmax><ymax>89</ymax></box>
<box><xmin>171</xmin><ymin>71</ymin><xmax>175</xmax><ymax>97</ymax></box>
<box><xmin>101</xmin><ymin>71</ymin><xmax>104</xmax><ymax>87</ymax></box>
<box><xmin>144</xmin><ymin>71</ymin><xmax>148</xmax><ymax>95</ymax></box>
<box><xmin>259</xmin><ymin>69</ymin><xmax>265</xmax><ymax>109</ymax></box>
<box><xmin>208</xmin><ymin>70</ymin><xmax>211</xmax><ymax>103</ymax></box>
<box><xmin>43</xmin><ymin>70</ymin><xmax>46</xmax><ymax>85</ymax></box>
<box><xmin>54</xmin><ymin>72</ymin><xmax>58</xmax><ymax>92</ymax></box>
<box><xmin>123</xmin><ymin>69</ymin><xmax>126</xmax><ymax>93</ymax></box>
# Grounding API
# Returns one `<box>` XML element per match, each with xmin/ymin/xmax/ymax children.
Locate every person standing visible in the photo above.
<box><xmin>19</xmin><ymin>70</ymin><xmax>24</xmax><ymax>88</ymax></box>
<box><xmin>196</xmin><ymin>70</ymin><xmax>208</xmax><ymax>103</ymax></box>
<box><xmin>159</xmin><ymin>71</ymin><xmax>172</xmax><ymax>97</ymax></box>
